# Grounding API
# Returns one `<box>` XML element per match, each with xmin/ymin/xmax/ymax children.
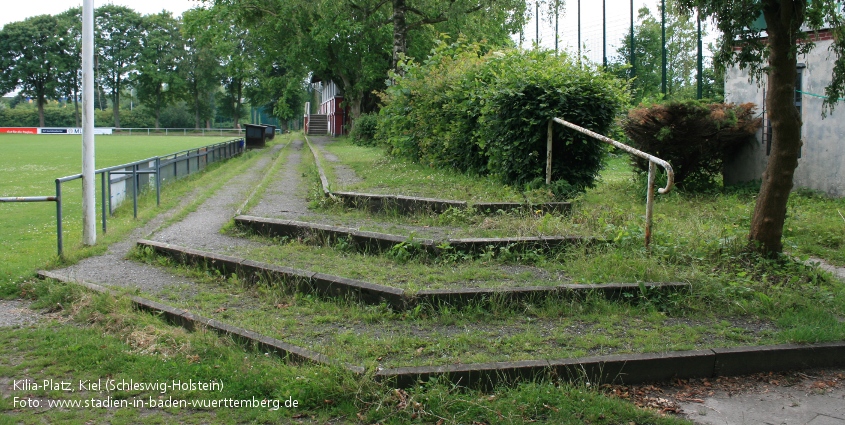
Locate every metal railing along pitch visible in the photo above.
<box><xmin>1</xmin><ymin>138</ymin><xmax>244</xmax><ymax>256</ymax></box>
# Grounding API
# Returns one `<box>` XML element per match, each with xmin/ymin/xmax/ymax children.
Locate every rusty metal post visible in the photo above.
<box><xmin>645</xmin><ymin>161</ymin><xmax>656</xmax><ymax>248</ymax></box>
<box><xmin>546</xmin><ymin>120</ymin><xmax>553</xmax><ymax>185</ymax></box>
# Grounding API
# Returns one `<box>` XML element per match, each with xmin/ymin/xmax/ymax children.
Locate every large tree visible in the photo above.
<box><xmin>95</xmin><ymin>4</ymin><xmax>143</xmax><ymax>128</ymax></box>
<box><xmin>0</xmin><ymin>15</ymin><xmax>63</xmax><ymax>127</ymax></box>
<box><xmin>56</xmin><ymin>8</ymin><xmax>83</xmax><ymax>127</ymax></box>
<box><xmin>677</xmin><ymin>0</ymin><xmax>845</xmax><ymax>254</ymax></box>
<box><xmin>213</xmin><ymin>0</ymin><xmax>524</xmax><ymax>121</ymax></box>
<box><xmin>135</xmin><ymin>12</ymin><xmax>185</xmax><ymax>129</ymax></box>
<box><xmin>182</xmin><ymin>8</ymin><xmax>222</xmax><ymax>129</ymax></box>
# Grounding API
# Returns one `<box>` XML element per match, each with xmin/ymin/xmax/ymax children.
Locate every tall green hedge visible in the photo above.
<box><xmin>377</xmin><ymin>42</ymin><xmax>628</xmax><ymax>197</ymax></box>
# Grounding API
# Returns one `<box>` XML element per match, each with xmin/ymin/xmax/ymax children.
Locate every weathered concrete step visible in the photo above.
<box><xmin>332</xmin><ymin>191</ymin><xmax>571</xmax><ymax>216</ymax></box>
<box><xmin>374</xmin><ymin>342</ymin><xmax>845</xmax><ymax>389</ymax></box>
<box><xmin>37</xmin><ymin>269</ymin><xmax>363</xmax><ymax>373</ymax></box>
<box><xmin>234</xmin><ymin>215</ymin><xmax>596</xmax><ymax>255</ymax></box>
<box><xmin>136</xmin><ymin>239</ymin><xmax>688</xmax><ymax>310</ymax></box>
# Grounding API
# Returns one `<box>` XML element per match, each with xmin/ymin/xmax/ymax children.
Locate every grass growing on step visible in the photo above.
<box><xmin>3</xmin><ymin>278</ymin><xmax>690</xmax><ymax>425</ymax></box>
<box><xmin>126</xmin><ymin>255</ymin><xmax>781</xmax><ymax>369</ymax></box>
<box><xmin>319</xmin><ymin>137</ymin><xmax>556</xmax><ymax>203</ymax></box>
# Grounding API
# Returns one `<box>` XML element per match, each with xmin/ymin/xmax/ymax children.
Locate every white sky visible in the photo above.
<box><xmin>521</xmin><ymin>0</ymin><xmax>716</xmax><ymax>64</ymax></box>
<box><xmin>0</xmin><ymin>0</ymin><xmax>205</xmax><ymax>28</ymax></box>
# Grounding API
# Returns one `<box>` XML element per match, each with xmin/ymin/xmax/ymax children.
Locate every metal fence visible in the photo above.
<box><xmin>1</xmin><ymin>138</ymin><xmax>244</xmax><ymax>256</ymax></box>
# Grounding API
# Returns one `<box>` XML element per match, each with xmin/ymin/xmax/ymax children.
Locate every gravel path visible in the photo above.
<box><xmin>47</xmin><ymin>143</ymin><xmax>284</xmax><ymax>294</ymax></box>
<box><xmin>0</xmin><ymin>300</ymin><xmax>40</xmax><ymax>327</ymax></box>
<box><xmin>248</xmin><ymin>139</ymin><xmax>312</xmax><ymax>219</ymax></box>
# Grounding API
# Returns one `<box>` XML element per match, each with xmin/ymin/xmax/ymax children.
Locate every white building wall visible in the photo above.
<box><xmin>724</xmin><ymin>38</ymin><xmax>845</xmax><ymax>197</ymax></box>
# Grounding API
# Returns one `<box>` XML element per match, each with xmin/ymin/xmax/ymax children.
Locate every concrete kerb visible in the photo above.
<box><xmin>136</xmin><ymin>239</ymin><xmax>690</xmax><ymax>310</ymax></box>
<box><xmin>303</xmin><ymin>135</ymin><xmax>572</xmax><ymax>216</ymax></box>
<box><xmin>234</xmin><ymin>215</ymin><xmax>596</xmax><ymax>256</ymax></box>
<box><xmin>35</xmin><ymin>270</ymin><xmax>362</xmax><ymax>373</ymax></box>
<box><xmin>36</xmin><ymin>270</ymin><xmax>845</xmax><ymax>390</ymax></box>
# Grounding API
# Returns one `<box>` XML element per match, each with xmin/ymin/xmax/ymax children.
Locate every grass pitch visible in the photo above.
<box><xmin>0</xmin><ymin>134</ymin><xmax>235</xmax><ymax>284</ymax></box>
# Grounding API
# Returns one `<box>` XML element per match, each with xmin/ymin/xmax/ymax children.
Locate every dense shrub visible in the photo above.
<box><xmin>377</xmin><ymin>41</ymin><xmax>628</xmax><ymax>197</ymax></box>
<box><xmin>622</xmin><ymin>100</ymin><xmax>762</xmax><ymax>190</ymax></box>
<box><xmin>349</xmin><ymin>113</ymin><xmax>379</xmax><ymax>146</ymax></box>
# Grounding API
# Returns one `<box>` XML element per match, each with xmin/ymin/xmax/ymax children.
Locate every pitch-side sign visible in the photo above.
<box><xmin>0</xmin><ymin>127</ymin><xmax>113</xmax><ymax>135</ymax></box>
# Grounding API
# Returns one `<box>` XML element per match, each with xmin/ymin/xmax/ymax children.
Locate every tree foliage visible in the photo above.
<box><xmin>0</xmin><ymin>15</ymin><xmax>64</xmax><ymax>127</ymax></box>
<box><xmin>611</xmin><ymin>0</ymin><xmax>720</xmax><ymax>103</ymax></box>
<box><xmin>95</xmin><ymin>4</ymin><xmax>144</xmax><ymax>128</ymax></box>
<box><xmin>135</xmin><ymin>11</ymin><xmax>185</xmax><ymax>129</ymax></box>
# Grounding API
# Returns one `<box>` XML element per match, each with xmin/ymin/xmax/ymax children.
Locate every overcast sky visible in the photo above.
<box><xmin>0</xmin><ymin>0</ymin><xmax>204</xmax><ymax>28</ymax></box>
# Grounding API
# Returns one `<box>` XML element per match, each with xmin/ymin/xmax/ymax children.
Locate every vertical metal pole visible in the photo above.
<box><xmin>554</xmin><ymin>0</ymin><xmax>559</xmax><ymax>54</ymax></box>
<box><xmin>82</xmin><ymin>0</ymin><xmax>96</xmax><ymax>246</ymax></box>
<box><xmin>645</xmin><ymin>161</ymin><xmax>656</xmax><ymax>248</ymax></box>
<box><xmin>100</xmin><ymin>172</ymin><xmax>106</xmax><ymax>233</ymax></box>
<box><xmin>535</xmin><ymin>1</ymin><xmax>539</xmax><ymax>46</ymax></box>
<box><xmin>546</xmin><ymin>120</ymin><xmax>553</xmax><ymax>185</ymax></box>
<box><xmin>132</xmin><ymin>164</ymin><xmax>138</xmax><ymax>219</ymax></box>
<box><xmin>602</xmin><ymin>0</ymin><xmax>607</xmax><ymax>67</ymax></box>
<box><xmin>630</xmin><ymin>0</ymin><xmax>635</xmax><ymax>79</ymax></box>
<box><xmin>697</xmin><ymin>11</ymin><xmax>703</xmax><ymax>99</ymax></box>
<box><xmin>577</xmin><ymin>0</ymin><xmax>581</xmax><ymax>61</ymax></box>
<box><xmin>661</xmin><ymin>0</ymin><xmax>667</xmax><ymax>96</ymax></box>
<box><xmin>155</xmin><ymin>157</ymin><xmax>161</xmax><ymax>206</ymax></box>
<box><xmin>107</xmin><ymin>171</ymin><xmax>112</xmax><ymax>215</ymax></box>
<box><xmin>56</xmin><ymin>179</ymin><xmax>63</xmax><ymax>257</ymax></box>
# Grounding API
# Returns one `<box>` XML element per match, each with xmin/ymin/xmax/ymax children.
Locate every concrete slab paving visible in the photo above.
<box><xmin>679</xmin><ymin>370</ymin><xmax>845</xmax><ymax>425</ymax></box>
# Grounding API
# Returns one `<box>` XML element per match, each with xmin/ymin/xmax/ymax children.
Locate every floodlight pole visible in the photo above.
<box><xmin>82</xmin><ymin>0</ymin><xmax>96</xmax><ymax>246</ymax></box>
<box><xmin>661</xmin><ymin>0</ymin><xmax>667</xmax><ymax>96</ymax></box>
<box><xmin>602</xmin><ymin>0</ymin><xmax>607</xmax><ymax>67</ymax></box>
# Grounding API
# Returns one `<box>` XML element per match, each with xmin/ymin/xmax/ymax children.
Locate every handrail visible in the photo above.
<box><xmin>549</xmin><ymin>118</ymin><xmax>675</xmax><ymax>248</ymax></box>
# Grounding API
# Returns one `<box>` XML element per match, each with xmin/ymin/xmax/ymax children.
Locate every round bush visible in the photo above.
<box><xmin>377</xmin><ymin>41</ymin><xmax>628</xmax><ymax>197</ymax></box>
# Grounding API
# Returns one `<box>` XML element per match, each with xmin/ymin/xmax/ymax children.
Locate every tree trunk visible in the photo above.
<box><xmin>37</xmin><ymin>97</ymin><xmax>45</xmax><ymax>128</ymax></box>
<box><xmin>233</xmin><ymin>83</ymin><xmax>242</xmax><ymax>128</ymax></box>
<box><xmin>748</xmin><ymin>1</ymin><xmax>804</xmax><ymax>255</ymax></box>
<box><xmin>155</xmin><ymin>90</ymin><xmax>162</xmax><ymax>130</ymax></box>
<box><xmin>194</xmin><ymin>90</ymin><xmax>201</xmax><ymax>130</ymax></box>
<box><xmin>392</xmin><ymin>0</ymin><xmax>408</xmax><ymax>75</ymax></box>
<box><xmin>112</xmin><ymin>88</ymin><xmax>121</xmax><ymax>128</ymax></box>
<box><xmin>73</xmin><ymin>88</ymin><xmax>80</xmax><ymax>128</ymax></box>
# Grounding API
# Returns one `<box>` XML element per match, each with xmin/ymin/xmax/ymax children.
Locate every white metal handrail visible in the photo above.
<box><xmin>549</xmin><ymin>117</ymin><xmax>675</xmax><ymax>247</ymax></box>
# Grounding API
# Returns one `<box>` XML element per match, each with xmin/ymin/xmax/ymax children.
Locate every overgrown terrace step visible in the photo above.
<box><xmin>303</xmin><ymin>136</ymin><xmax>571</xmax><ymax>216</ymax></box>
<box><xmin>37</xmin><ymin>270</ymin><xmax>362</xmax><ymax>373</ymax></box>
<box><xmin>332</xmin><ymin>191</ymin><xmax>571</xmax><ymax>216</ymax></box>
<box><xmin>136</xmin><ymin>239</ymin><xmax>688</xmax><ymax>310</ymax></box>
<box><xmin>37</xmin><ymin>268</ymin><xmax>845</xmax><ymax>391</ymax></box>
<box><xmin>234</xmin><ymin>215</ymin><xmax>595</xmax><ymax>254</ymax></box>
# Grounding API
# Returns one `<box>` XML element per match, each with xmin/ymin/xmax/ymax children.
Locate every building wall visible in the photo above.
<box><xmin>724</xmin><ymin>38</ymin><xmax>845</xmax><ymax>197</ymax></box>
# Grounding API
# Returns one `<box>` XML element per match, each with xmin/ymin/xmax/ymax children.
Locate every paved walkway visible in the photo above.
<box><xmin>684</xmin><ymin>387</ymin><xmax>845</xmax><ymax>424</ymax></box>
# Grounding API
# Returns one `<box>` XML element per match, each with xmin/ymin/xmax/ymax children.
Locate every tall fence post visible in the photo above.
<box><xmin>55</xmin><ymin>179</ymin><xmax>63</xmax><ymax>257</ymax></box>
<box><xmin>155</xmin><ymin>157</ymin><xmax>161</xmax><ymax>206</ymax></box>
<box><xmin>132</xmin><ymin>164</ymin><xmax>138</xmax><ymax>219</ymax></box>
<box><xmin>100</xmin><ymin>172</ymin><xmax>107</xmax><ymax>233</ymax></box>
<box><xmin>546</xmin><ymin>120</ymin><xmax>553</xmax><ymax>185</ymax></box>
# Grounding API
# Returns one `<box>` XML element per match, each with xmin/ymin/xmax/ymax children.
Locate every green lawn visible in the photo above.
<box><xmin>0</xmin><ymin>134</ymin><xmax>235</xmax><ymax>284</ymax></box>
